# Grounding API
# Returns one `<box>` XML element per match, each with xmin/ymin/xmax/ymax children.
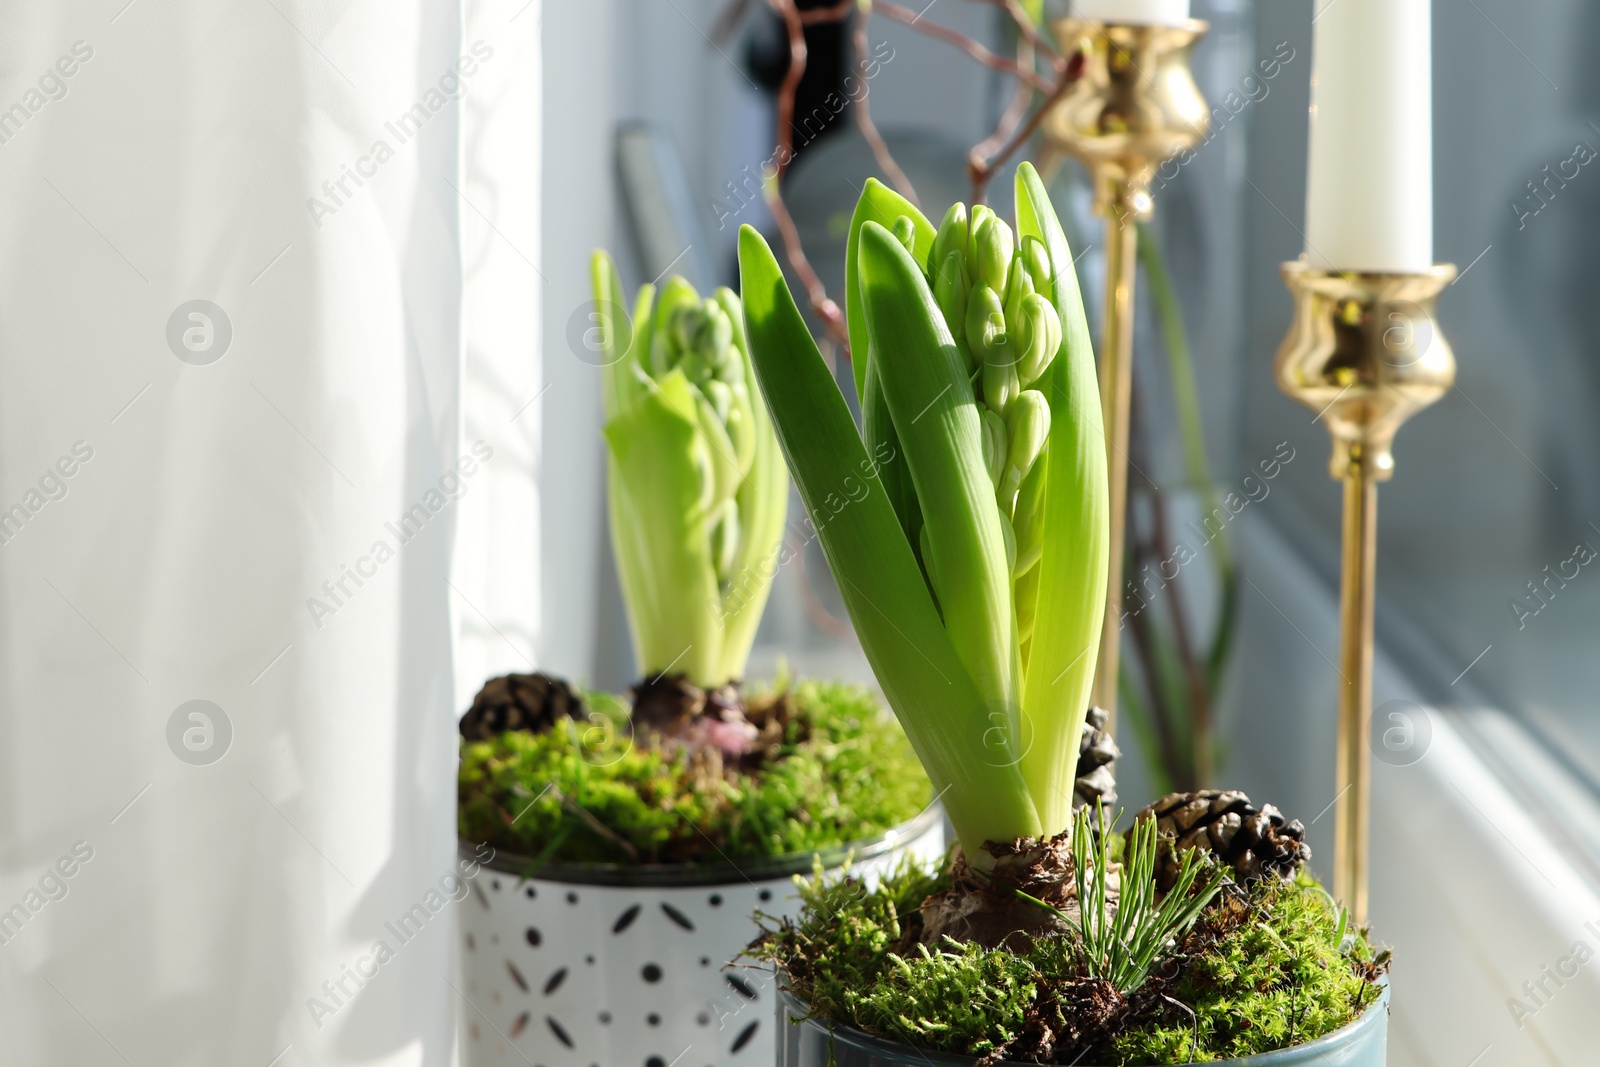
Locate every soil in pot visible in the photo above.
<box><xmin>457</xmin><ymin>669</ymin><xmax>934</xmax><ymax>870</ymax></box>
<box><xmin>753</xmin><ymin>808</ymin><xmax>1390</xmax><ymax>1066</ymax></box>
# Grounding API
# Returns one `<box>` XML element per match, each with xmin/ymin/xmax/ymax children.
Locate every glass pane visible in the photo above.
<box><xmin>1242</xmin><ymin>0</ymin><xmax>1600</xmax><ymax>789</ymax></box>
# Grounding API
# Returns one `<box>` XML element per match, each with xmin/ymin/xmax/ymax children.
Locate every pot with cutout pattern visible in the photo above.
<box><xmin>458</xmin><ymin>805</ymin><xmax>944</xmax><ymax>1067</ymax></box>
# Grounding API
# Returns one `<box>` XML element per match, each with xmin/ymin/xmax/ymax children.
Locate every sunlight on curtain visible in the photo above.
<box><xmin>0</xmin><ymin>1</ymin><xmax>465</xmax><ymax>1063</ymax></box>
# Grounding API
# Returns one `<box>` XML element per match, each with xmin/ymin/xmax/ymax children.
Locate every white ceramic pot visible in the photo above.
<box><xmin>457</xmin><ymin>806</ymin><xmax>945</xmax><ymax>1067</ymax></box>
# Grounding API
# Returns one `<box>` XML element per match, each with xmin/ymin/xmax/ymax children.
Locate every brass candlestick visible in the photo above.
<box><xmin>1275</xmin><ymin>261</ymin><xmax>1456</xmax><ymax>925</ymax></box>
<box><xmin>1041</xmin><ymin>19</ymin><xmax>1210</xmax><ymax>720</ymax></box>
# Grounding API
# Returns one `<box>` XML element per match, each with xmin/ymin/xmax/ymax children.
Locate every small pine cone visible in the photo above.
<box><xmin>459</xmin><ymin>672</ymin><xmax>583</xmax><ymax>741</ymax></box>
<box><xmin>1134</xmin><ymin>789</ymin><xmax>1311</xmax><ymax>891</ymax></box>
<box><xmin>1072</xmin><ymin>706</ymin><xmax>1120</xmax><ymax>812</ymax></box>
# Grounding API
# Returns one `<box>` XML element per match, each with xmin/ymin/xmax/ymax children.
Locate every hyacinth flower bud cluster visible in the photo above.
<box><xmin>592</xmin><ymin>255</ymin><xmax>788</xmax><ymax>689</ymax></box>
<box><xmin>920</xmin><ymin>203</ymin><xmax>1062</xmax><ymax>615</ymax></box>
<box><xmin>648</xmin><ymin>280</ymin><xmax>764</xmax><ymax>583</ymax></box>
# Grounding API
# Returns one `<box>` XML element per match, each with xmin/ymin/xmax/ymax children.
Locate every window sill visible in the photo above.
<box><xmin>1236</xmin><ymin>514</ymin><xmax>1600</xmax><ymax>1066</ymax></box>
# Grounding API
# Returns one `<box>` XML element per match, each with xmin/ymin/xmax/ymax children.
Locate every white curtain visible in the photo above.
<box><xmin>455</xmin><ymin>0</ymin><xmax>542</xmax><ymax>705</ymax></box>
<box><xmin>456</xmin><ymin>0</ymin><xmax>614</xmax><ymax>701</ymax></box>
<box><xmin>0</xmin><ymin>2</ymin><xmax>468</xmax><ymax>1064</ymax></box>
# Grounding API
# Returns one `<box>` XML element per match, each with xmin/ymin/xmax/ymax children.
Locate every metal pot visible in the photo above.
<box><xmin>457</xmin><ymin>806</ymin><xmax>945</xmax><ymax>1067</ymax></box>
<box><xmin>775</xmin><ymin>982</ymin><xmax>1390</xmax><ymax>1066</ymax></box>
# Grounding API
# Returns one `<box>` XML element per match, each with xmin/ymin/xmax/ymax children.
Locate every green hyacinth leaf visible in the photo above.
<box><xmin>856</xmin><ymin>220</ymin><xmax>1019</xmax><ymax>724</ymax></box>
<box><xmin>845</xmin><ymin>178</ymin><xmax>937</xmax><ymax>405</ymax></box>
<box><xmin>845</xmin><ymin>180</ymin><xmax>937</xmax><ymax>562</ymax></box>
<box><xmin>596</xmin><ymin>256</ymin><xmax>786</xmax><ymax>689</ymax></box>
<box><xmin>716</xmin><ymin>315</ymin><xmax>790</xmax><ymax>681</ymax></box>
<box><xmin>603</xmin><ymin>369</ymin><xmax>723</xmax><ymax>685</ymax></box>
<box><xmin>593</xmin><ymin>252</ymin><xmax>652</xmax><ymax>422</ymax></box>
<box><xmin>1014</xmin><ymin>161</ymin><xmax>1110</xmax><ymax>835</ymax></box>
<box><xmin>739</xmin><ymin>224</ymin><xmax>1042</xmax><ymax>857</ymax></box>
<box><xmin>863</xmin><ymin>354</ymin><xmax>925</xmax><ymax>565</ymax></box>
<box><xmin>1011</xmin><ymin>450</ymin><xmax>1048</xmax><ymax>576</ymax></box>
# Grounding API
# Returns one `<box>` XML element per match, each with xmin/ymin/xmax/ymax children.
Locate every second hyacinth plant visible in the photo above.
<box><xmin>456</xmin><ymin>259</ymin><xmax>932</xmax><ymax>867</ymax></box>
<box><xmin>453</xmin><ymin>258</ymin><xmax>941</xmax><ymax>1067</ymax></box>
<box><xmin>593</xmin><ymin>252</ymin><xmax>789</xmax><ymax>691</ymax></box>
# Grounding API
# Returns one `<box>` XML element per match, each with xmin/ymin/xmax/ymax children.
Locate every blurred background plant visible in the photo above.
<box><xmin>1122</xmin><ymin>225</ymin><xmax>1239</xmax><ymax>793</ymax></box>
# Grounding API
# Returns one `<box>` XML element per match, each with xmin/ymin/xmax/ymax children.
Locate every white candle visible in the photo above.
<box><xmin>1304</xmin><ymin>0</ymin><xmax>1433</xmax><ymax>272</ymax></box>
<box><xmin>1071</xmin><ymin>0</ymin><xmax>1190</xmax><ymax>26</ymax></box>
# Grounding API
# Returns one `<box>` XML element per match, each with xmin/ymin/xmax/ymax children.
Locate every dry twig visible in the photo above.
<box><xmin>968</xmin><ymin>71</ymin><xmax>1075</xmax><ymax>202</ymax></box>
<box><xmin>876</xmin><ymin>0</ymin><xmax>1054</xmax><ymax>93</ymax></box>
<box><xmin>851</xmin><ymin>7</ymin><xmax>919</xmax><ymax>204</ymax></box>
<box><xmin>762</xmin><ymin>0</ymin><xmax>851</xmax><ymax>345</ymax></box>
<box><xmin>749</xmin><ymin>0</ymin><xmax>1073</xmax><ymax>337</ymax></box>
<box><xmin>967</xmin><ymin>37</ymin><xmax>1037</xmax><ymax>203</ymax></box>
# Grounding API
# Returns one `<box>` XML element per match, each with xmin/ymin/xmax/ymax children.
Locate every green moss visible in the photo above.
<box><xmin>1109</xmin><ymin>875</ymin><xmax>1384</xmax><ymax>1064</ymax></box>
<box><xmin>457</xmin><ymin>679</ymin><xmax>932</xmax><ymax>865</ymax></box>
<box><xmin>758</xmin><ymin>861</ymin><xmax>1385</xmax><ymax>1065</ymax></box>
<box><xmin>861</xmin><ymin>940</ymin><xmax>1040</xmax><ymax>1057</ymax></box>
<box><xmin>775</xmin><ymin>861</ymin><xmax>951</xmax><ymax>1028</ymax></box>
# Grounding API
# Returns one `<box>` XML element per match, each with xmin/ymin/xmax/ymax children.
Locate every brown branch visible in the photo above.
<box><xmin>968</xmin><ymin>70</ymin><xmax>1074</xmax><ymax>203</ymax></box>
<box><xmin>764</xmin><ymin>176</ymin><xmax>850</xmax><ymax>346</ymax></box>
<box><xmin>966</xmin><ymin>0</ymin><xmax>1065</xmax><ymax>71</ymax></box>
<box><xmin>766</xmin><ymin>0</ymin><xmax>808</xmax><ymax>184</ymax></box>
<box><xmin>756</xmin><ymin>0</ymin><xmax>1075</xmax><ymax>350</ymax></box>
<box><xmin>799</xmin><ymin>0</ymin><xmax>857</xmax><ymax>24</ymax></box>
<box><xmin>762</xmin><ymin>173</ymin><xmax>849</xmax><ymax>345</ymax></box>
<box><xmin>852</xmin><ymin>7</ymin><xmax>919</xmax><ymax>205</ymax></box>
<box><xmin>763</xmin><ymin>0</ymin><xmax>851</xmax><ymax>346</ymax></box>
<box><xmin>875</xmin><ymin>0</ymin><xmax>1054</xmax><ymax>93</ymax></box>
<box><xmin>968</xmin><ymin>37</ymin><xmax>1037</xmax><ymax>204</ymax></box>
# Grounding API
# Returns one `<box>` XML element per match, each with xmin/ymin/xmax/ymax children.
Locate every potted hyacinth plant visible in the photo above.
<box><xmin>735</xmin><ymin>163</ymin><xmax>1390</xmax><ymax>1065</ymax></box>
<box><xmin>454</xmin><ymin>257</ymin><xmax>942</xmax><ymax>1067</ymax></box>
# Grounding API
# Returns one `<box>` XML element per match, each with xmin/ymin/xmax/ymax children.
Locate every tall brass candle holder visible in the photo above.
<box><xmin>1275</xmin><ymin>261</ymin><xmax>1456</xmax><ymax>925</ymax></box>
<box><xmin>1041</xmin><ymin>19</ymin><xmax>1209</xmax><ymax>719</ymax></box>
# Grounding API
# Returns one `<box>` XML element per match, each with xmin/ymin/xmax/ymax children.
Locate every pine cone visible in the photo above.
<box><xmin>459</xmin><ymin>672</ymin><xmax>583</xmax><ymax>741</ymax></box>
<box><xmin>1072</xmin><ymin>706</ymin><xmax>1120</xmax><ymax>812</ymax></box>
<box><xmin>1134</xmin><ymin>789</ymin><xmax>1311</xmax><ymax>890</ymax></box>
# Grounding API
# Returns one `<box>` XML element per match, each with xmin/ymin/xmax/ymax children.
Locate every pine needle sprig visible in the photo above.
<box><xmin>1068</xmin><ymin>807</ymin><xmax>1228</xmax><ymax>996</ymax></box>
